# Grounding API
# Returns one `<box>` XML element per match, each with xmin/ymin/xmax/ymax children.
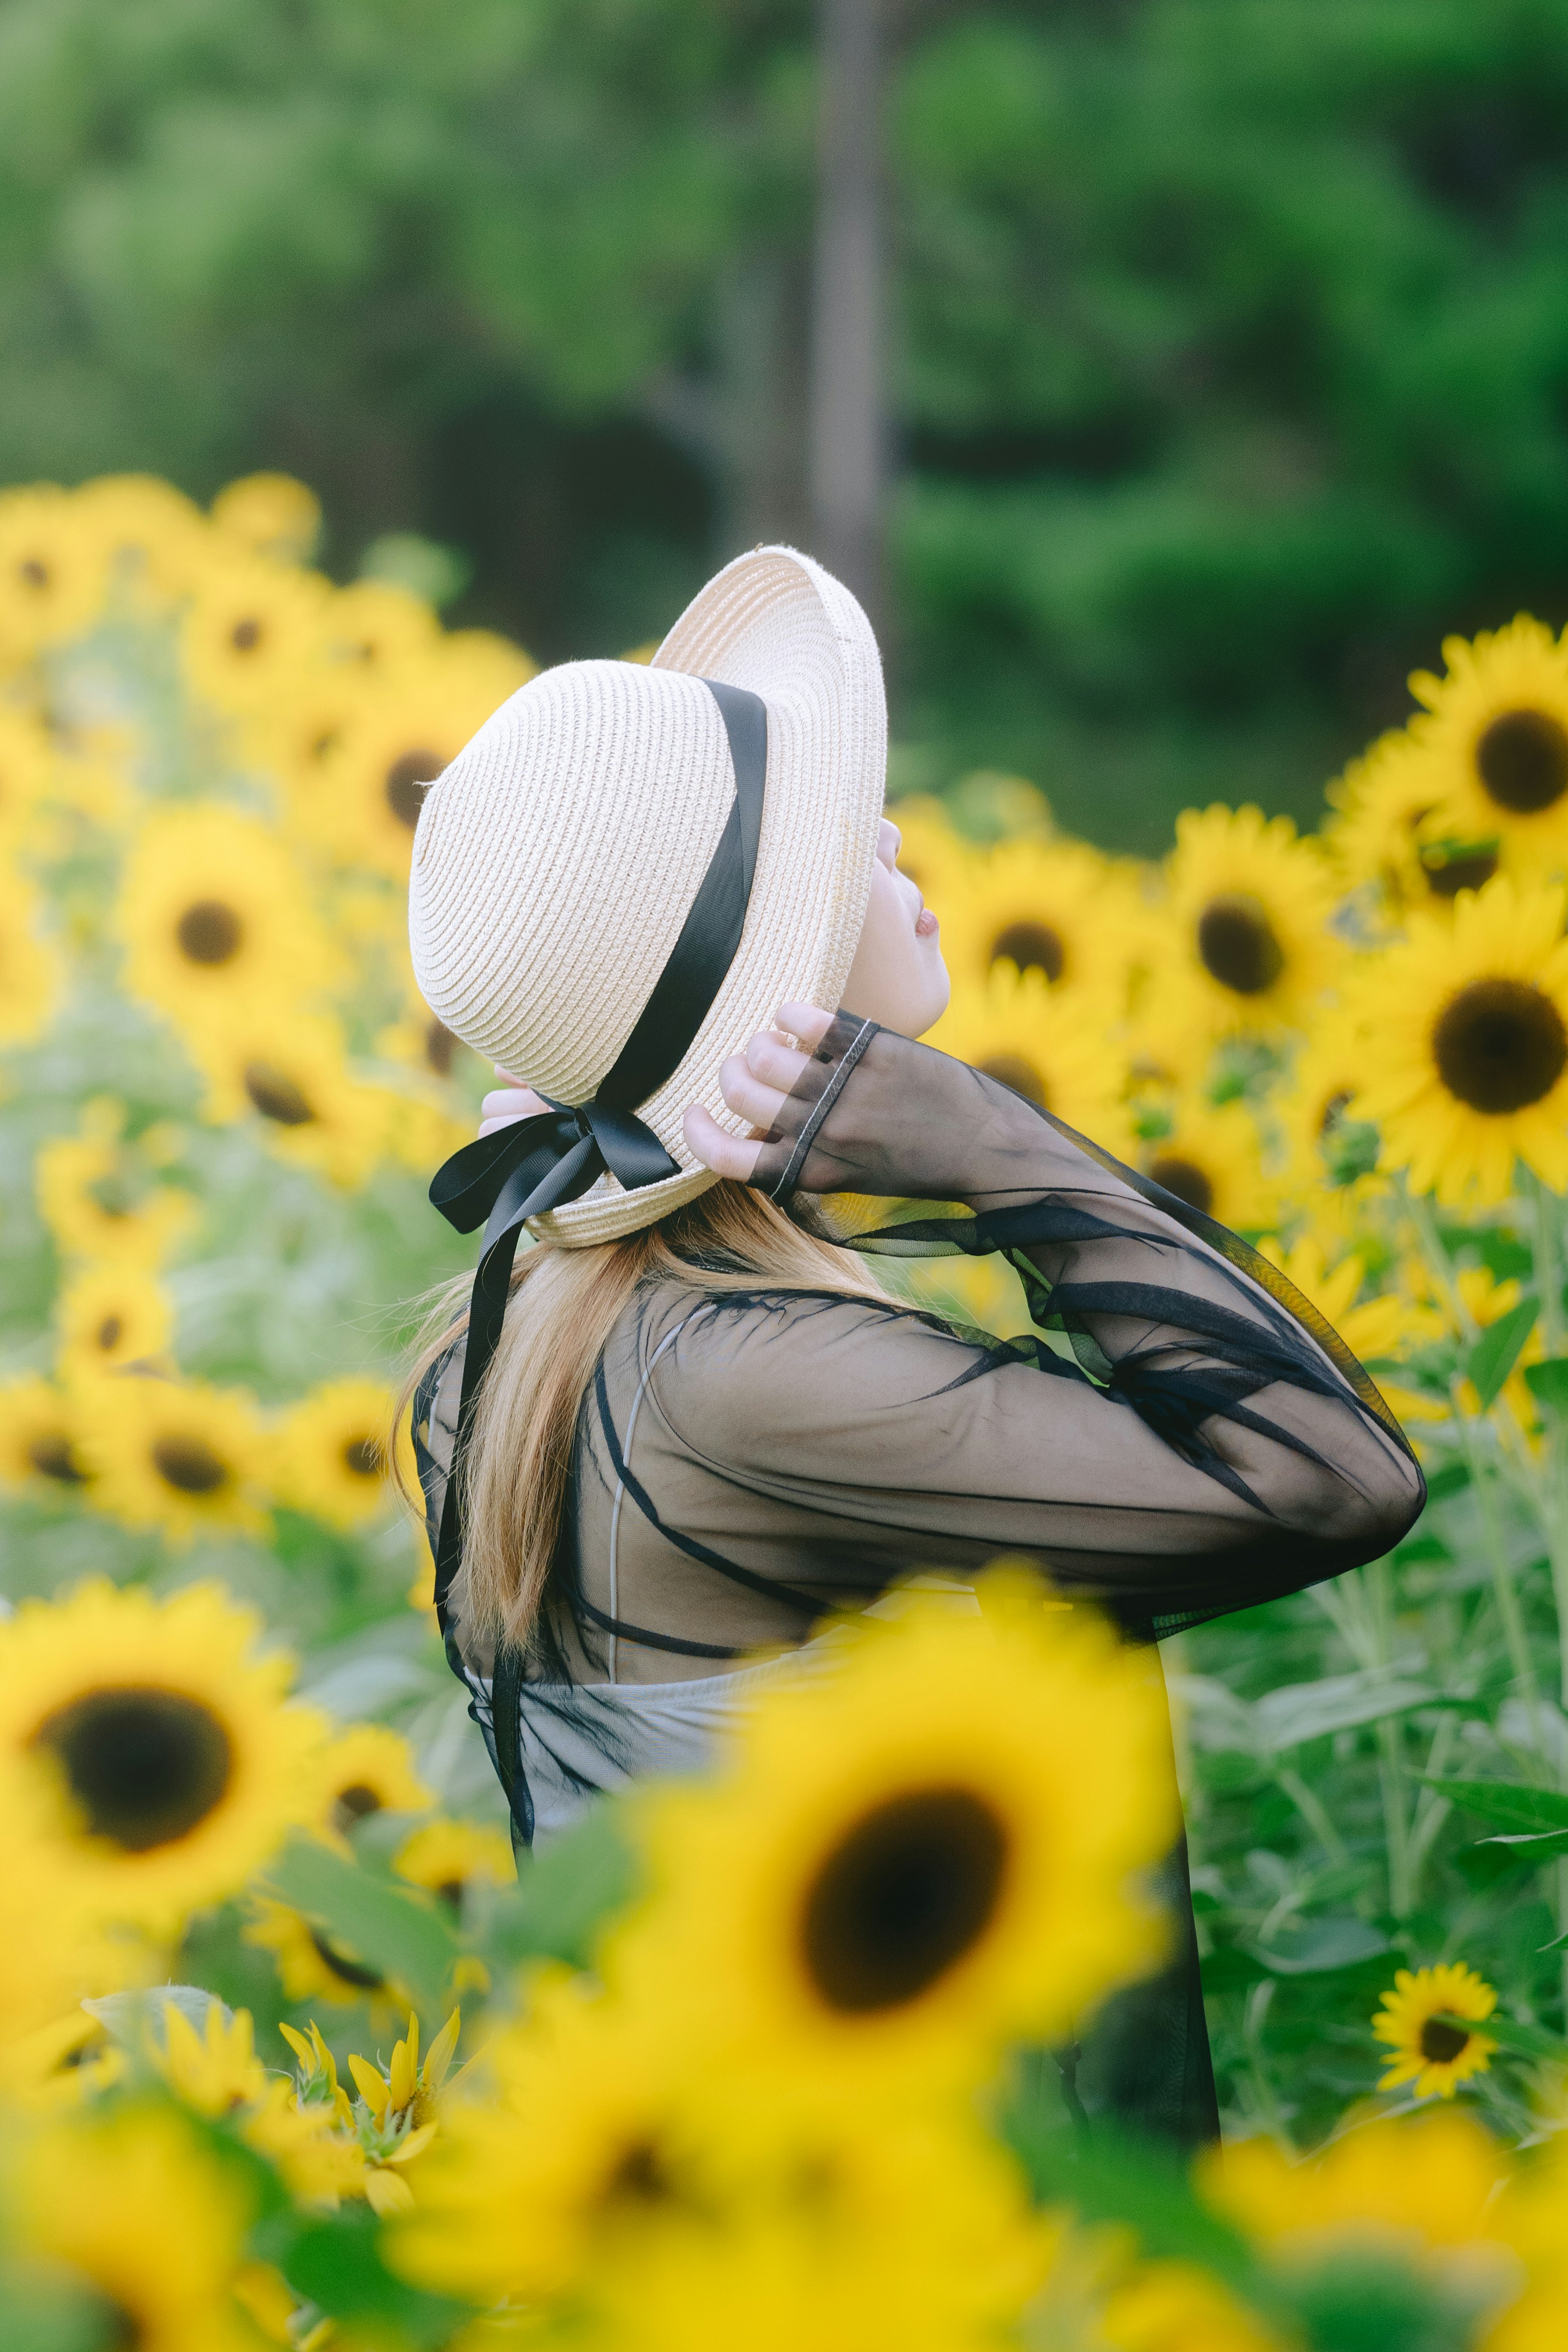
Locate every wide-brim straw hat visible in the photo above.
<box><xmin>408</xmin><ymin>545</ymin><xmax>886</xmax><ymax>1245</ymax></box>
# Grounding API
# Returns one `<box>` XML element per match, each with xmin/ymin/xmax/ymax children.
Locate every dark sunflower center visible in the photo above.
<box><xmin>176</xmin><ymin>900</ymin><xmax>243</xmax><ymax>966</ymax></box>
<box><xmin>1196</xmin><ymin>893</ymin><xmax>1284</xmax><ymax>995</ymax></box>
<box><xmin>1476</xmin><ymin>709</ymin><xmax>1568</xmax><ymax>814</ymax></box>
<box><xmin>342</xmin><ymin>1436</ymin><xmax>381</xmax><ymax>1479</ymax></box>
<box><xmin>1147</xmin><ymin>1154</ymin><xmax>1215</xmax><ymax>1215</ymax></box>
<box><xmin>385</xmin><ymin>750</ymin><xmax>443</xmax><ymax>830</ymax></box>
<box><xmin>309</xmin><ymin>1927</ymin><xmax>384</xmax><ymax>1991</ymax></box>
<box><xmin>602</xmin><ymin>2138</ymin><xmax>674</xmax><ymax>2207</ymax></box>
<box><xmin>424</xmin><ymin>1018</ymin><xmax>457</xmax><ymax>1077</ymax></box>
<box><xmin>243</xmin><ymin>1060</ymin><xmax>316</xmax><ymax>1125</ymax></box>
<box><xmin>151</xmin><ymin>1435</ymin><xmax>229</xmax><ymax>1496</ymax></box>
<box><xmin>91</xmin><ymin>2296</ymin><xmax>143</xmax><ymax>2351</ymax></box>
<box><xmin>991</xmin><ymin>920</ymin><xmax>1065</xmax><ymax>984</ymax></box>
<box><xmin>799</xmin><ymin>1786</ymin><xmax>1009</xmax><ymax>2015</ymax></box>
<box><xmin>436</xmin><ymin>1877</ymin><xmax>465</xmax><ymax>1912</ymax></box>
<box><xmin>35</xmin><ymin>1687</ymin><xmax>232</xmax><ymax>1851</ymax></box>
<box><xmin>978</xmin><ymin>1052</ymin><xmax>1047</xmax><ymax>1106</ymax></box>
<box><xmin>230</xmin><ymin>616</ymin><xmax>263</xmax><ymax>654</ymax></box>
<box><xmin>1432</xmin><ymin>978</ymin><xmax>1568</xmax><ymax>1114</ymax></box>
<box><xmin>28</xmin><ymin>1432</ymin><xmax>85</xmax><ymax>1484</ymax></box>
<box><xmin>96</xmin><ymin>1315</ymin><xmax>124</xmax><ymax>1352</ymax></box>
<box><xmin>1419</xmin><ymin>2017</ymin><xmax>1471</xmax><ymax>2064</ymax></box>
<box><xmin>331</xmin><ymin>1783</ymin><xmax>382</xmax><ymax>1837</ymax></box>
<box><xmin>20</xmin><ymin>556</ymin><xmax>50</xmax><ymax>591</ymax></box>
<box><xmin>1421</xmin><ymin>846</ymin><xmax>1499</xmax><ymax>899</ymax></box>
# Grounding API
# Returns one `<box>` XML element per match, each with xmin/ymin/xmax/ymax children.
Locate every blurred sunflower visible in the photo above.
<box><xmin>439</xmin><ymin>626</ymin><xmax>537</xmax><ymax>705</ymax></box>
<box><xmin>610</xmin><ymin>1571</ymin><xmax>1177</xmax><ymax>2116</ymax></box>
<box><xmin>926</xmin><ymin>962</ymin><xmax>1131</xmax><ymax>1149</ymax></box>
<box><xmin>320</xmin><ymin>577</ymin><xmax>441</xmax><ymax>672</ymax></box>
<box><xmin>1343</xmin><ymin>875</ymin><xmax>1568</xmax><ymax>1204</ymax></box>
<box><xmin>0</xmin><ymin>867</ymin><xmax>61</xmax><ymax>1044</ymax></box>
<box><xmin>1255</xmin><ymin>1236</ymin><xmax>1429</xmax><ymax>1373</ymax></box>
<box><xmin>1274</xmin><ymin>1018</ymin><xmax>1383</xmax><ymax>1199</ymax></box>
<box><xmin>396</xmin><ymin>1818</ymin><xmax>514</xmax><ymax>1916</ymax></box>
<box><xmin>56</xmin><ymin>1265</ymin><xmax>174</xmax><ymax>1383</ymax></box>
<box><xmin>1097</xmin><ymin>2259</ymin><xmax>1284</xmax><ymax>2352</ymax></box>
<box><xmin>246</xmin><ymin>1895</ymin><xmax>395</xmax><ymax>2009</ymax></box>
<box><xmin>210</xmin><ymin>471</ymin><xmax>321</xmax><ymax>566</ymax></box>
<box><xmin>0</xmin><ymin>709</ymin><xmax>52</xmax><ymax>840</ymax></box>
<box><xmin>192</xmin><ymin>1011</ymin><xmax>390</xmax><ymax>1189</ymax></box>
<box><xmin>7</xmin><ymin>2099</ymin><xmax>256</xmax><ymax>2352</ymax></box>
<box><xmin>180</xmin><ymin>555</ymin><xmax>326</xmax><ymax>714</ymax></box>
<box><xmin>317</xmin><ymin>1722</ymin><xmax>434</xmax><ymax>1842</ymax></box>
<box><xmin>396</xmin><ymin>1964</ymin><xmax>1047</xmax><ymax>2340</ymax></box>
<box><xmin>1373</xmin><ymin>1963</ymin><xmax>1498</xmax><ymax>2100</ymax></box>
<box><xmin>886</xmin><ymin>795</ymin><xmax>981</xmax><ymax>912</ymax></box>
<box><xmin>1202</xmin><ymin>2106</ymin><xmax>1510</xmax><ymax>2257</ymax></box>
<box><xmin>261</xmin><ymin>670</ymin><xmax>376</xmax><ymax>819</ymax></box>
<box><xmin>1163</xmin><ymin>804</ymin><xmax>1341</xmax><ymax>1032</ymax></box>
<box><xmin>0</xmin><ymin>1579</ymin><xmax>326</xmax><ymax>1933</ymax></box>
<box><xmin>303</xmin><ymin>669</ymin><xmax>497</xmax><ymax>878</ymax></box>
<box><xmin>0</xmin><ymin>1374</ymin><xmax>92</xmax><ymax>1492</ymax></box>
<box><xmin>116</xmin><ymin>804</ymin><xmax>334</xmax><ymax>1041</ymax></box>
<box><xmin>940</xmin><ymin>835</ymin><xmax>1143</xmax><ymax>1005</ymax></box>
<box><xmin>84</xmin><ymin>1376</ymin><xmax>271</xmax><ymax>1544</ymax></box>
<box><xmin>1326</xmin><ymin>726</ymin><xmax>1500</xmax><ymax>915</ymax></box>
<box><xmin>274</xmin><ymin>1377</ymin><xmax>404</xmax><ymax>1530</ymax></box>
<box><xmin>155</xmin><ymin>1997</ymin><xmax>267</xmax><ymax>2118</ymax></box>
<box><xmin>1138</xmin><ymin>1095</ymin><xmax>1277</xmax><ymax>1232</ymax></box>
<box><xmin>0</xmin><ymin>484</ymin><xmax>107</xmax><ymax>650</ymax></box>
<box><xmin>72</xmin><ymin>472</ymin><xmax>211</xmax><ymax>607</ymax></box>
<box><xmin>34</xmin><ymin>1130</ymin><xmax>194</xmax><ymax>1266</ymax></box>
<box><xmin>1408</xmin><ymin>615</ymin><xmax>1568</xmax><ymax>870</ymax></box>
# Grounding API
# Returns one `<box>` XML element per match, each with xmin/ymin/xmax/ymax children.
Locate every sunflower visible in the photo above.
<box><xmin>180</xmin><ymin>555</ymin><xmax>327</xmax><ymax>715</ymax></box>
<box><xmin>0</xmin><ymin>1579</ymin><xmax>326</xmax><ymax>1935</ymax></box>
<box><xmin>56</xmin><ymin>1265</ymin><xmax>174</xmax><ymax>1382</ymax></box>
<box><xmin>1407</xmin><ymin>615</ymin><xmax>1568</xmax><ymax>871</ymax></box>
<box><xmin>0</xmin><ymin>709</ymin><xmax>52</xmax><ymax>839</ymax></box>
<box><xmin>0</xmin><ymin>485</ymin><xmax>108</xmax><ymax>650</ymax></box>
<box><xmin>940</xmin><ymin>835</ymin><xmax>1146</xmax><ymax>1007</ymax></box>
<box><xmin>0</xmin><ymin>1374</ymin><xmax>93</xmax><ymax>1492</ymax></box>
<box><xmin>1325</xmin><ymin>726</ymin><xmax>1500</xmax><ymax>914</ymax></box>
<box><xmin>439</xmin><ymin>626</ymin><xmax>537</xmax><ymax>705</ymax></box>
<box><xmin>274</xmin><ymin>1377</ymin><xmax>404</xmax><ymax>1530</ymax></box>
<box><xmin>115</xmin><ymin>804</ymin><xmax>334</xmax><ymax>1043</ymax></box>
<box><xmin>319</xmin><ymin>578</ymin><xmax>441</xmax><ymax>673</ymax></box>
<box><xmin>608</xmin><ymin>1571</ymin><xmax>1178</xmax><ymax>2116</ymax></box>
<box><xmin>7</xmin><ymin>2099</ymin><xmax>256</xmax><ymax>2352</ymax></box>
<box><xmin>83</xmin><ymin>1375</ymin><xmax>271</xmax><ymax>1544</ymax></box>
<box><xmin>1343</xmin><ymin>875</ymin><xmax>1568</xmax><ymax>1205</ymax></box>
<box><xmin>394</xmin><ymin>1962</ymin><xmax>1047</xmax><ymax>2341</ymax></box>
<box><xmin>191</xmin><ymin>1011</ymin><xmax>391</xmax><ymax>1189</ymax></box>
<box><xmin>1138</xmin><ymin>1094</ymin><xmax>1277</xmax><ymax>1232</ymax></box>
<box><xmin>210</xmin><ymin>471</ymin><xmax>322</xmax><ymax>565</ymax></box>
<box><xmin>1202</xmin><ymin>2107</ymin><xmax>1510</xmax><ymax>2255</ymax></box>
<box><xmin>72</xmin><ymin>473</ymin><xmax>211</xmax><ymax>608</ymax></box>
<box><xmin>926</xmin><ymin>962</ymin><xmax>1132</xmax><ymax>1149</ymax></box>
<box><xmin>1273</xmin><ymin>1017</ymin><xmax>1385</xmax><ymax>1200</ymax></box>
<box><xmin>246</xmin><ymin>1895</ymin><xmax>396</xmax><ymax>2009</ymax></box>
<box><xmin>154</xmin><ymin>1998</ymin><xmax>267</xmax><ymax>2118</ymax></box>
<box><xmin>33</xmin><ymin>1129</ymin><xmax>194</xmax><ymax>1266</ymax></box>
<box><xmin>396</xmin><ymin>1819</ymin><xmax>514</xmax><ymax>1916</ymax></box>
<box><xmin>1255</xmin><ymin>1236</ymin><xmax>1427</xmax><ymax>1372</ymax></box>
<box><xmin>260</xmin><ymin>668</ymin><xmax>378</xmax><ymax>818</ymax></box>
<box><xmin>1162</xmin><ymin>804</ymin><xmax>1342</xmax><ymax>1033</ymax></box>
<box><xmin>884</xmin><ymin>795</ymin><xmax>982</xmax><ymax>918</ymax></box>
<box><xmin>317</xmin><ymin>1722</ymin><xmax>434</xmax><ymax>1843</ymax></box>
<box><xmin>302</xmin><ymin>666</ymin><xmax>501</xmax><ymax>879</ymax></box>
<box><xmin>0</xmin><ymin>867</ymin><xmax>60</xmax><ymax>1044</ymax></box>
<box><xmin>1097</xmin><ymin>2259</ymin><xmax>1285</xmax><ymax>2352</ymax></box>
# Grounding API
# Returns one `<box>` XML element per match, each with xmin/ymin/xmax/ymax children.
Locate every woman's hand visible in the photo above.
<box><xmin>478</xmin><ymin>1073</ymin><xmax>551</xmax><ymax>1136</ymax></box>
<box><xmin>683</xmin><ymin>1002</ymin><xmax>833</xmax><ymax>1180</ymax></box>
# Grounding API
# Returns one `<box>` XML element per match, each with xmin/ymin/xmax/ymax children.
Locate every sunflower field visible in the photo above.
<box><xmin>6</xmin><ymin>475</ymin><xmax>1568</xmax><ymax>2345</ymax></box>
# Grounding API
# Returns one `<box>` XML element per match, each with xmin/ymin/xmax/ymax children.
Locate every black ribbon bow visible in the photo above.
<box><xmin>425</xmin><ymin>676</ymin><xmax>768</xmax><ymax>1631</ymax></box>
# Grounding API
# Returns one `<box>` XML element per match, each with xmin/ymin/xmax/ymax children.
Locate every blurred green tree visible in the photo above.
<box><xmin>3</xmin><ymin>0</ymin><xmax>1568</xmax><ymax>845</ymax></box>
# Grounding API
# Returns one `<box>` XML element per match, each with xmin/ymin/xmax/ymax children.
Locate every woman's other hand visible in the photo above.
<box><xmin>479</xmin><ymin>1071</ymin><xmax>551</xmax><ymax>1137</ymax></box>
<box><xmin>683</xmin><ymin>1003</ymin><xmax>833</xmax><ymax>1180</ymax></box>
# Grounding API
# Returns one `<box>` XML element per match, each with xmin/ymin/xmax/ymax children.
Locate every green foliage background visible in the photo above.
<box><xmin>5</xmin><ymin>0</ymin><xmax>1568</xmax><ymax>845</ymax></box>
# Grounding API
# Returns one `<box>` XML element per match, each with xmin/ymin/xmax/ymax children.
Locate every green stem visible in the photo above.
<box><xmin>1454</xmin><ymin>1390</ymin><xmax>1544</xmax><ymax>1753</ymax></box>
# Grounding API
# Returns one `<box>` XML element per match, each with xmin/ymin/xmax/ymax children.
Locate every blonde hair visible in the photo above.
<box><xmin>398</xmin><ymin>1181</ymin><xmax>884</xmax><ymax>1655</ymax></box>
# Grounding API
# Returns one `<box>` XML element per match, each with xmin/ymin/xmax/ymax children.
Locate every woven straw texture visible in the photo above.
<box><xmin>408</xmin><ymin>545</ymin><xmax>886</xmax><ymax>1245</ymax></box>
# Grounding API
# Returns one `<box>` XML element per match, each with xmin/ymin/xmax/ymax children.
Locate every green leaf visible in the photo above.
<box><xmin>1254</xmin><ymin>1672</ymin><xmax>1437</xmax><ymax>1751</ymax></box>
<box><xmin>1251</xmin><ymin>1916</ymin><xmax>1390</xmax><ymax>1975</ymax></box>
<box><xmin>269</xmin><ymin>2203</ymin><xmax>470</xmax><ymax>2346</ymax></box>
<box><xmin>1200</xmin><ymin>1944</ymin><xmax>1270</xmax><ymax>1994</ymax></box>
<box><xmin>1003</xmin><ymin>2109</ymin><xmax>1259</xmax><ymax>2295</ymax></box>
<box><xmin>1479</xmin><ymin>1828</ymin><xmax>1568</xmax><ymax>1859</ymax></box>
<box><xmin>1421</xmin><ymin>1777</ymin><xmax>1568</xmax><ymax>1835</ymax></box>
<box><xmin>260</xmin><ymin>1835</ymin><xmax>458</xmax><ymax>2017</ymax></box>
<box><xmin>1525</xmin><ymin>1355</ymin><xmax>1568</xmax><ymax>1416</ymax></box>
<box><xmin>1466</xmin><ymin>1294</ymin><xmax>1538</xmax><ymax>1407</ymax></box>
<box><xmin>1437</xmin><ymin>2010</ymin><xmax>1568</xmax><ymax>2063</ymax></box>
<box><xmin>480</xmin><ymin>1803</ymin><xmax>638</xmax><ymax>1976</ymax></box>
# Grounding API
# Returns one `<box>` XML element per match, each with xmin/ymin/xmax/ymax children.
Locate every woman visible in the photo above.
<box><xmin>406</xmin><ymin>546</ymin><xmax>1423</xmax><ymax>2146</ymax></box>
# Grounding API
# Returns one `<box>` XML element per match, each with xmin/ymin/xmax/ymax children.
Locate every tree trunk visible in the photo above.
<box><xmin>810</xmin><ymin>0</ymin><xmax>884</xmax><ymax>636</ymax></box>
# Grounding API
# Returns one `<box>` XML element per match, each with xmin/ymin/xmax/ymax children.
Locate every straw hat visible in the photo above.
<box><xmin>408</xmin><ymin>545</ymin><xmax>886</xmax><ymax>1245</ymax></box>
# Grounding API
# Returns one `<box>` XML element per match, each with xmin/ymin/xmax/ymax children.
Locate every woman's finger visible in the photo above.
<box><xmin>683</xmin><ymin>1101</ymin><xmax>763</xmax><ymax>1181</ymax></box>
<box><xmin>744</xmin><ymin>1028</ymin><xmax>812</xmax><ymax>1094</ymax></box>
<box><xmin>478</xmin><ymin>1084</ymin><xmax>550</xmax><ymax>1138</ymax></box>
<box><xmin>773</xmin><ymin>1002</ymin><xmax>835</xmax><ymax>1053</ymax></box>
<box><xmin>717</xmin><ymin>1051</ymin><xmax>790</xmax><ymax>1131</ymax></box>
